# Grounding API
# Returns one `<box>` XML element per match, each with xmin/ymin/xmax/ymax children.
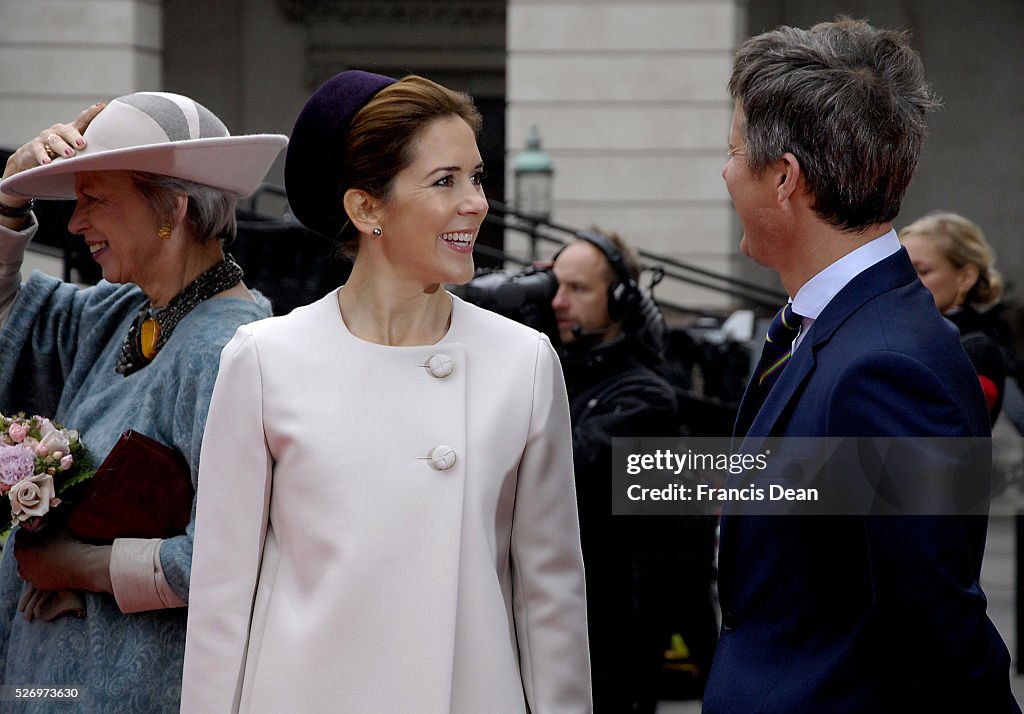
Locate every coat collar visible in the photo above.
<box><xmin>734</xmin><ymin>247</ymin><xmax>919</xmax><ymax>440</ymax></box>
<box><xmin>802</xmin><ymin>246</ymin><xmax>918</xmax><ymax>351</ymax></box>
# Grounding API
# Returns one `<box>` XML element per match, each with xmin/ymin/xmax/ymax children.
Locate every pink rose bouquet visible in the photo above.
<box><xmin>0</xmin><ymin>413</ymin><xmax>94</xmax><ymax>542</ymax></box>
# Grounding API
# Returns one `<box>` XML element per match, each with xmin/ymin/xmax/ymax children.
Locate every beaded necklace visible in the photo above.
<box><xmin>116</xmin><ymin>256</ymin><xmax>244</xmax><ymax>376</ymax></box>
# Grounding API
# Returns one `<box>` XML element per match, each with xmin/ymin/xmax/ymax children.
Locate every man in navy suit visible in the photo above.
<box><xmin>702</xmin><ymin>18</ymin><xmax>1020</xmax><ymax>712</ymax></box>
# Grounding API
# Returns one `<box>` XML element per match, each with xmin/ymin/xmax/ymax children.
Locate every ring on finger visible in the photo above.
<box><xmin>44</xmin><ymin>134</ymin><xmax>60</xmax><ymax>159</ymax></box>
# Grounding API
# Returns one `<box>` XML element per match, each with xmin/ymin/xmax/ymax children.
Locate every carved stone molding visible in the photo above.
<box><xmin>277</xmin><ymin>0</ymin><xmax>506</xmax><ymax>96</ymax></box>
<box><xmin>278</xmin><ymin>0</ymin><xmax>505</xmax><ymax>26</ymax></box>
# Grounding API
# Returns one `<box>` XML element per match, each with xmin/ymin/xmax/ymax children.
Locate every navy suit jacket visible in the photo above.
<box><xmin>703</xmin><ymin>248</ymin><xmax>1019</xmax><ymax>713</ymax></box>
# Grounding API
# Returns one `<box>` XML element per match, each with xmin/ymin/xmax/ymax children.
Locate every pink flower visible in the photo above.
<box><xmin>37</xmin><ymin>421</ymin><xmax>70</xmax><ymax>455</ymax></box>
<box><xmin>34</xmin><ymin>443</ymin><xmax>50</xmax><ymax>457</ymax></box>
<box><xmin>8</xmin><ymin>423</ymin><xmax>26</xmax><ymax>443</ymax></box>
<box><xmin>60</xmin><ymin>454</ymin><xmax>74</xmax><ymax>471</ymax></box>
<box><xmin>0</xmin><ymin>444</ymin><xmax>35</xmax><ymax>491</ymax></box>
<box><xmin>8</xmin><ymin>473</ymin><xmax>56</xmax><ymax>522</ymax></box>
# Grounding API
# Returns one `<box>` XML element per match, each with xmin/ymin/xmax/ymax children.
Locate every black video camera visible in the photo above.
<box><xmin>458</xmin><ymin>264</ymin><xmax>667</xmax><ymax>359</ymax></box>
<box><xmin>457</xmin><ymin>266</ymin><xmax>560</xmax><ymax>341</ymax></box>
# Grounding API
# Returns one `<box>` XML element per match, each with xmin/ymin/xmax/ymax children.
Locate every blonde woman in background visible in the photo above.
<box><xmin>900</xmin><ymin>212</ymin><xmax>1009</xmax><ymax>422</ymax></box>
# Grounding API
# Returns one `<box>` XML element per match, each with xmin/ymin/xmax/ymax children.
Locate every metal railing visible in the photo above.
<box><xmin>25</xmin><ymin>180</ymin><xmax>786</xmax><ymax>318</ymax></box>
<box><xmin>484</xmin><ymin>200</ymin><xmax>787</xmax><ymax>315</ymax></box>
<box><xmin>238</xmin><ymin>185</ymin><xmax>788</xmax><ymax>314</ymax></box>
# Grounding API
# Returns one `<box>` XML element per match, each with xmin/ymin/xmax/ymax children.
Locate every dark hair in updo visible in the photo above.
<box><xmin>337</xmin><ymin>76</ymin><xmax>482</xmax><ymax>256</ymax></box>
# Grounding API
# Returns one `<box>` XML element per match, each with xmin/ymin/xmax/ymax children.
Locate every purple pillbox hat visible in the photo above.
<box><xmin>285</xmin><ymin>70</ymin><xmax>397</xmax><ymax>239</ymax></box>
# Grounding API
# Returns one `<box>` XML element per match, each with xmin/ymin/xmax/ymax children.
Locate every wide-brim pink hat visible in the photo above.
<box><xmin>1</xmin><ymin>91</ymin><xmax>288</xmax><ymax>200</ymax></box>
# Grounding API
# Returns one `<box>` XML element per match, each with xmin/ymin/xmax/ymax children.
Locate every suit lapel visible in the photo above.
<box><xmin>740</xmin><ymin>339</ymin><xmax>816</xmax><ymax>438</ymax></box>
<box><xmin>798</xmin><ymin>247</ymin><xmax>918</xmax><ymax>350</ymax></box>
<box><xmin>733</xmin><ymin>247</ymin><xmax>919</xmax><ymax>441</ymax></box>
<box><xmin>733</xmin><ymin>338</ymin><xmax>813</xmax><ymax>438</ymax></box>
<box><xmin>720</xmin><ymin>248</ymin><xmax>922</xmax><ymax>608</ymax></box>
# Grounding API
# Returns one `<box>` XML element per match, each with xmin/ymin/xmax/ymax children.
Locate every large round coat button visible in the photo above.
<box><xmin>425</xmin><ymin>354</ymin><xmax>455</xmax><ymax>379</ymax></box>
<box><xmin>428</xmin><ymin>445</ymin><xmax>457</xmax><ymax>471</ymax></box>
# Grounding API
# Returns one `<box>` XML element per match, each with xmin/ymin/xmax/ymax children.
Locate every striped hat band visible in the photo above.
<box><xmin>1</xmin><ymin>91</ymin><xmax>287</xmax><ymax>200</ymax></box>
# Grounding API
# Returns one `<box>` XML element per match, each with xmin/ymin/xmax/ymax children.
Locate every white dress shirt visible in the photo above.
<box><xmin>790</xmin><ymin>229</ymin><xmax>902</xmax><ymax>353</ymax></box>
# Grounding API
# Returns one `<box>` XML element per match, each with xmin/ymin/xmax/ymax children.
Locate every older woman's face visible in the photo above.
<box><xmin>375</xmin><ymin>115</ymin><xmax>488</xmax><ymax>287</ymax></box>
<box><xmin>902</xmin><ymin>233</ymin><xmax>977</xmax><ymax>314</ymax></box>
<box><xmin>68</xmin><ymin>171</ymin><xmax>165</xmax><ymax>287</ymax></box>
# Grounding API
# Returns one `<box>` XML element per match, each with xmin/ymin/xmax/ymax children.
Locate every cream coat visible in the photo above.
<box><xmin>181</xmin><ymin>291</ymin><xmax>592</xmax><ymax>713</ymax></box>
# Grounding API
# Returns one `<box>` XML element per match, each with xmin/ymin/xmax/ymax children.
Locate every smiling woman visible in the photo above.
<box><xmin>69</xmin><ymin>171</ymin><xmax>193</xmax><ymax>292</ymax></box>
<box><xmin>182</xmin><ymin>71</ymin><xmax>592</xmax><ymax>714</ymax></box>
<box><xmin>359</xmin><ymin>114</ymin><xmax>487</xmax><ymax>296</ymax></box>
<box><xmin>0</xmin><ymin>92</ymin><xmax>285</xmax><ymax>712</ymax></box>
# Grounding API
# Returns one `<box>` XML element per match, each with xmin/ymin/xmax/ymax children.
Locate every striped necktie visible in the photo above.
<box><xmin>757</xmin><ymin>302</ymin><xmax>802</xmax><ymax>393</ymax></box>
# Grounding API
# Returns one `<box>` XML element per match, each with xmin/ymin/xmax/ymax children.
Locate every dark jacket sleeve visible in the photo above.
<box><xmin>828</xmin><ymin>350</ymin><xmax>1016</xmax><ymax>712</ymax></box>
<box><xmin>571</xmin><ymin>375</ymin><xmax>678</xmax><ymax>477</ymax></box>
<box><xmin>959</xmin><ymin>329</ymin><xmax>1006</xmax><ymax>421</ymax></box>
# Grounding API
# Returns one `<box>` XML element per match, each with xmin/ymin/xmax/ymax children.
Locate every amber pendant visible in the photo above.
<box><xmin>140</xmin><ymin>318</ymin><xmax>161</xmax><ymax>359</ymax></box>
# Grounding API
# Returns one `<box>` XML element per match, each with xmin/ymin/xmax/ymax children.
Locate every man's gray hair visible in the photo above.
<box><xmin>729</xmin><ymin>17</ymin><xmax>940</xmax><ymax>231</ymax></box>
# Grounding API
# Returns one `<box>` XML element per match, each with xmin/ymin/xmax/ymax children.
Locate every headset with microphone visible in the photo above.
<box><xmin>555</xmin><ymin>230</ymin><xmax>643</xmax><ymax>324</ymax></box>
<box><xmin>570</xmin><ymin>324</ymin><xmax>616</xmax><ymax>339</ymax></box>
<box><xmin>554</xmin><ymin>230</ymin><xmax>666</xmax><ymax>354</ymax></box>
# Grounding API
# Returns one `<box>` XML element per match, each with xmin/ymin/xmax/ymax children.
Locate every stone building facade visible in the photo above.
<box><xmin>1</xmin><ymin>0</ymin><xmax>1020</xmax><ymax>310</ymax></box>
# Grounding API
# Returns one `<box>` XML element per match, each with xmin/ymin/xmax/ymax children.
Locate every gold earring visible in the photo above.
<box><xmin>157</xmin><ymin>223</ymin><xmax>172</xmax><ymax>240</ymax></box>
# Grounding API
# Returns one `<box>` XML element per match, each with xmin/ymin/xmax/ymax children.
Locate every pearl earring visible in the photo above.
<box><xmin>372</xmin><ymin>227</ymin><xmax>383</xmax><ymax>237</ymax></box>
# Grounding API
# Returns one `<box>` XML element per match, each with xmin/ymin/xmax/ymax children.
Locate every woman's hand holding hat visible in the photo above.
<box><xmin>0</xmin><ymin>102</ymin><xmax>105</xmax><ymax>222</ymax></box>
<box><xmin>33</xmin><ymin>104</ymin><xmax>105</xmax><ymax>165</ymax></box>
<box><xmin>2</xmin><ymin>92</ymin><xmax>287</xmax><ymax>201</ymax></box>
<box><xmin>3</xmin><ymin>102</ymin><xmax>105</xmax><ymax>180</ymax></box>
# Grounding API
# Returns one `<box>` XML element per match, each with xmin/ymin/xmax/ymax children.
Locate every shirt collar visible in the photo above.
<box><xmin>790</xmin><ymin>228</ymin><xmax>901</xmax><ymax>350</ymax></box>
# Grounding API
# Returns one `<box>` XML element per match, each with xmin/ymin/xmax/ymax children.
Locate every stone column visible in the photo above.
<box><xmin>0</xmin><ymin>0</ymin><xmax>162</xmax><ymax>149</ymax></box>
<box><xmin>507</xmin><ymin>0</ymin><xmax>742</xmax><ymax>309</ymax></box>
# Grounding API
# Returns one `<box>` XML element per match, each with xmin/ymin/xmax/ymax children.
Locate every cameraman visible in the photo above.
<box><xmin>552</xmin><ymin>230</ymin><xmax>710</xmax><ymax>712</ymax></box>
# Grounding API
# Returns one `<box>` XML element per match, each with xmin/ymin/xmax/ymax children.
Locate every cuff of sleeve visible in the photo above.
<box><xmin>0</xmin><ymin>211</ymin><xmax>37</xmax><ymax>245</ymax></box>
<box><xmin>110</xmin><ymin>538</ymin><xmax>187</xmax><ymax>613</ymax></box>
<box><xmin>0</xmin><ymin>214</ymin><xmax>34</xmax><ymax>276</ymax></box>
<box><xmin>0</xmin><ymin>215</ymin><xmax>35</xmax><ymax>330</ymax></box>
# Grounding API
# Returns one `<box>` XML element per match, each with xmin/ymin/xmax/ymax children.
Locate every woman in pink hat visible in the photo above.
<box><xmin>0</xmin><ymin>95</ymin><xmax>286</xmax><ymax>711</ymax></box>
<box><xmin>182</xmin><ymin>71</ymin><xmax>592</xmax><ymax>713</ymax></box>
